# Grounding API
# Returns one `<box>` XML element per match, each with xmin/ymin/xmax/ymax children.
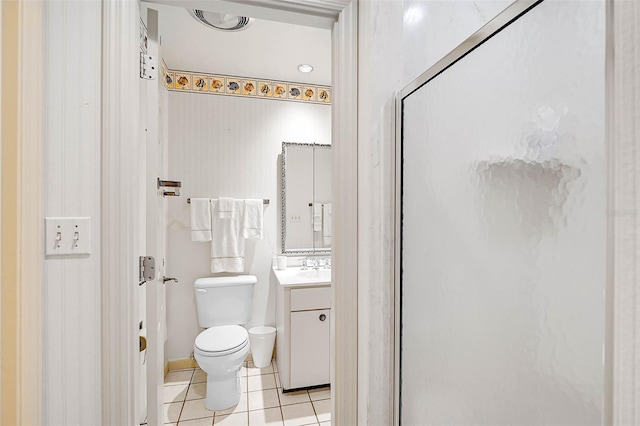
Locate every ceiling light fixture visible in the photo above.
<box><xmin>189</xmin><ymin>10</ymin><xmax>253</xmax><ymax>31</ymax></box>
<box><xmin>297</xmin><ymin>64</ymin><xmax>314</xmax><ymax>73</ymax></box>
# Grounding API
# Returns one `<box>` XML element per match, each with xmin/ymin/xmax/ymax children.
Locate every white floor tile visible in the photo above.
<box><xmin>247</xmin><ymin>389</ymin><xmax>280</xmax><ymax>411</ymax></box>
<box><xmin>164</xmin><ymin>401</ymin><xmax>184</xmax><ymax>424</ymax></box>
<box><xmin>248</xmin><ymin>407</ymin><xmax>283</xmax><ymax>426</ymax></box>
<box><xmin>246</xmin><ymin>362</ymin><xmax>274</xmax><ymax>376</ymax></box>
<box><xmin>166</xmin><ymin>370</ymin><xmax>195</xmax><ymax>385</ymax></box>
<box><xmin>281</xmin><ymin>402</ymin><xmax>316</xmax><ymax>426</ymax></box>
<box><xmin>164</xmin><ymin>383</ymin><xmax>189</xmax><ymax>403</ymax></box>
<box><xmin>307</xmin><ymin>389</ymin><xmax>330</xmax><ymax>402</ymax></box>
<box><xmin>181</xmin><ymin>399</ymin><xmax>215</xmax><ymax>422</ymax></box>
<box><xmin>277</xmin><ymin>389</ymin><xmax>310</xmax><ymax>406</ymax></box>
<box><xmin>215</xmin><ymin>392</ymin><xmax>248</xmax><ymax>416</ymax></box>
<box><xmin>192</xmin><ymin>369</ymin><xmax>207</xmax><ymax>384</ymax></box>
<box><xmin>247</xmin><ymin>374</ymin><xmax>277</xmax><ymax>392</ymax></box>
<box><xmin>215</xmin><ymin>412</ymin><xmax>249</xmax><ymax>426</ymax></box>
<box><xmin>186</xmin><ymin>383</ymin><xmax>207</xmax><ymax>401</ymax></box>
<box><xmin>178</xmin><ymin>417</ymin><xmax>214</xmax><ymax>425</ymax></box>
<box><xmin>312</xmin><ymin>399</ymin><xmax>330</xmax><ymax>423</ymax></box>
<box><xmin>174</xmin><ymin>357</ymin><xmax>330</xmax><ymax>426</ymax></box>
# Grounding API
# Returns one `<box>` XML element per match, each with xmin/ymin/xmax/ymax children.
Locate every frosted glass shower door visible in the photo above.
<box><xmin>400</xmin><ymin>1</ymin><xmax>606</xmax><ymax>425</ymax></box>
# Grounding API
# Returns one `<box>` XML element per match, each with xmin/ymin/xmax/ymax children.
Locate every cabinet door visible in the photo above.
<box><xmin>290</xmin><ymin>309</ymin><xmax>330</xmax><ymax>389</ymax></box>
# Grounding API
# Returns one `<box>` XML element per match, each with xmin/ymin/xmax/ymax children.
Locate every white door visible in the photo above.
<box><xmin>142</xmin><ymin>7</ymin><xmax>168</xmax><ymax>426</ymax></box>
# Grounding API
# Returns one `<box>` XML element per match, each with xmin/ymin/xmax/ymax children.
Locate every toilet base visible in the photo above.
<box><xmin>204</xmin><ymin>370</ymin><xmax>242</xmax><ymax>411</ymax></box>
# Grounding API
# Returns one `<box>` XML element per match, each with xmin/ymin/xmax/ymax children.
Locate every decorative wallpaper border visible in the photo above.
<box><xmin>162</xmin><ymin>63</ymin><xmax>331</xmax><ymax>105</ymax></box>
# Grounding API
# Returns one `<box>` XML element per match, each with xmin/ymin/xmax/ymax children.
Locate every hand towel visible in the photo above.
<box><xmin>242</xmin><ymin>199</ymin><xmax>264</xmax><ymax>240</ymax></box>
<box><xmin>210</xmin><ymin>199</ymin><xmax>245</xmax><ymax>273</ymax></box>
<box><xmin>190</xmin><ymin>198</ymin><xmax>212</xmax><ymax>242</ymax></box>
<box><xmin>218</xmin><ymin>197</ymin><xmax>235</xmax><ymax>219</ymax></box>
<box><xmin>323</xmin><ymin>203</ymin><xmax>332</xmax><ymax>246</ymax></box>
<box><xmin>313</xmin><ymin>203</ymin><xmax>322</xmax><ymax>232</ymax></box>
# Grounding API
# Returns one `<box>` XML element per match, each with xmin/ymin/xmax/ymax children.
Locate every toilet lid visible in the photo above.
<box><xmin>195</xmin><ymin>325</ymin><xmax>248</xmax><ymax>353</ymax></box>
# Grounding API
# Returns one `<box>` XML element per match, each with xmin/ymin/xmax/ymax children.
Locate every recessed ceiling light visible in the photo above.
<box><xmin>297</xmin><ymin>64</ymin><xmax>314</xmax><ymax>73</ymax></box>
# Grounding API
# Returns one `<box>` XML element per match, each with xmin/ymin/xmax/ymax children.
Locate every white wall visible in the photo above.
<box><xmin>356</xmin><ymin>1</ymin><xmax>515</xmax><ymax>423</ymax></box>
<box><xmin>165</xmin><ymin>92</ymin><xmax>331</xmax><ymax>361</ymax></box>
<box><xmin>42</xmin><ymin>1</ymin><xmax>102</xmax><ymax>424</ymax></box>
<box><xmin>402</xmin><ymin>0</ymin><xmax>514</xmax><ymax>86</ymax></box>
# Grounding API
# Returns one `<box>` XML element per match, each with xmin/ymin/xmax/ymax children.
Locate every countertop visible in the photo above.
<box><xmin>273</xmin><ymin>266</ymin><xmax>332</xmax><ymax>287</ymax></box>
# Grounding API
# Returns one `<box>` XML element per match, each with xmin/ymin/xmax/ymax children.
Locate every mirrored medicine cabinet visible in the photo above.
<box><xmin>281</xmin><ymin>142</ymin><xmax>332</xmax><ymax>255</ymax></box>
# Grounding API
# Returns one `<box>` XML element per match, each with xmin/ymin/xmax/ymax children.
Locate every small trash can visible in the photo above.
<box><xmin>248</xmin><ymin>326</ymin><xmax>276</xmax><ymax>368</ymax></box>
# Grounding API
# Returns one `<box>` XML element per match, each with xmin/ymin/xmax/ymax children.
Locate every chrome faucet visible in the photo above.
<box><xmin>162</xmin><ymin>276</ymin><xmax>179</xmax><ymax>284</ymax></box>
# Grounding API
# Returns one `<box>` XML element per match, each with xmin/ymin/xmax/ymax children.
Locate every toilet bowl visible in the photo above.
<box><xmin>194</xmin><ymin>325</ymin><xmax>250</xmax><ymax>410</ymax></box>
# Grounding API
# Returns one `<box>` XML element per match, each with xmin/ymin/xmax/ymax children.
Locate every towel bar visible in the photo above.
<box><xmin>187</xmin><ymin>198</ymin><xmax>269</xmax><ymax>205</ymax></box>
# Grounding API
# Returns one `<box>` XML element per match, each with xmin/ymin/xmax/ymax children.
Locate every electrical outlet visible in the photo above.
<box><xmin>45</xmin><ymin>217</ymin><xmax>91</xmax><ymax>256</ymax></box>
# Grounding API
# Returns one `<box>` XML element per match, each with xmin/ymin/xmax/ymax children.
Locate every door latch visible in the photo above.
<box><xmin>139</xmin><ymin>256</ymin><xmax>156</xmax><ymax>286</ymax></box>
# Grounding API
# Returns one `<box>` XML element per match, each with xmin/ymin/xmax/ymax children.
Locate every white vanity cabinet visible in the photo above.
<box><xmin>274</xmin><ymin>268</ymin><xmax>331</xmax><ymax>391</ymax></box>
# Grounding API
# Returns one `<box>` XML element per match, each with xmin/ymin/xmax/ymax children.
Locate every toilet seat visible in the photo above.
<box><xmin>195</xmin><ymin>325</ymin><xmax>249</xmax><ymax>357</ymax></box>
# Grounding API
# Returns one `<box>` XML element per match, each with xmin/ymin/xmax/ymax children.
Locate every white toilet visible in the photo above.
<box><xmin>193</xmin><ymin>275</ymin><xmax>256</xmax><ymax>411</ymax></box>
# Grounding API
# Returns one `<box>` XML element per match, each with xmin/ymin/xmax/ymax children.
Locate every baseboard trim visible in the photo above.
<box><xmin>166</xmin><ymin>348</ymin><xmax>277</xmax><ymax>372</ymax></box>
<box><xmin>168</xmin><ymin>359</ymin><xmax>198</xmax><ymax>371</ymax></box>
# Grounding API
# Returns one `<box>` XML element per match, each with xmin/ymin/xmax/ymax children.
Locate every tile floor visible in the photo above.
<box><xmin>163</xmin><ymin>360</ymin><xmax>331</xmax><ymax>426</ymax></box>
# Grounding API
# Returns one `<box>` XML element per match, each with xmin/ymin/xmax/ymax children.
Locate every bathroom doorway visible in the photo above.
<box><xmin>133</xmin><ymin>2</ymin><xmax>355</xmax><ymax>422</ymax></box>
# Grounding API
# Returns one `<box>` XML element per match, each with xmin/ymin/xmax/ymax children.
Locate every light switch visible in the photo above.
<box><xmin>45</xmin><ymin>217</ymin><xmax>91</xmax><ymax>256</ymax></box>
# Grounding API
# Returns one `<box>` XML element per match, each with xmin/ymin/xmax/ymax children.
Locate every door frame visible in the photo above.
<box><xmin>0</xmin><ymin>0</ymin><xmax>43</xmax><ymax>424</ymax></box>
<box><xmin>605</xmin><ymin>0</ymin><xmax>640</xmax><ymax>423</ymax></box>
<box><xmin>100</xmin><ymin>0</ymin><xmax>359</xmax><ymax>424</ymax></box>
<box><xmin>101</xmin><ymin>0</ymin><xmax>141</xmax><ymax>424</ymax></box>
<box><xmin>331</xmin><ymin>1</ymin><xmax>358</xmax><ymax>424</ymax></box>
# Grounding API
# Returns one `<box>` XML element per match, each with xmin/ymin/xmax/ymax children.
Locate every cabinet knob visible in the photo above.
<box><xmin>319</xmin><ymin>314</ymin><xmax>327</xmax><ymax>321</ymax></box>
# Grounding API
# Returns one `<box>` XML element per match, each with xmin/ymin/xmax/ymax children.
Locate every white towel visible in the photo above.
<box><xmin>313</xmin><ymin>203</ymin><xmax>322</xmax><ymax>232</ymax></box>
<box><xmin>210</xmin><ymin>199</ymin><xmax>245</xmax><ymax>273</ymax></box>
<box><xmin>218</xmin><ymin>197</ymin><xmax>235</xmax><ymax>219</ymax></box>
<box><xmin>190</xmin><ymin>198</ymin><xmax>212</xmax><ymax>242</ymax></box>
<box><xmin>242</xmin><ymin>199</ymin><xmax>264</xmax><ymax>240</ymax></box>
<box><xmin>323</xmin><ymin>203</ymin><xmax>332</xmax><ymax>246</ymax></box>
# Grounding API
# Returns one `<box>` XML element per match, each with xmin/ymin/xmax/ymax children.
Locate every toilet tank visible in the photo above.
<box><xmin>194</xmin><ymin>275</ymin><xmax>256</xmax><ymax>327</ymax></box>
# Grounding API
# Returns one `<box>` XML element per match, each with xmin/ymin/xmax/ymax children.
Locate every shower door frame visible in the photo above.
<box><xmin>393</xmin><ymin>0</ymin><xmax>615</xmax><ymax>423</ymax></box>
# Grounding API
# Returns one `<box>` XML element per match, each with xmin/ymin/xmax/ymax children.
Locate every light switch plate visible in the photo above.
<box><xmin>45</xmin><ymin>217</ymin><xmax>91</xmax><ymax>256</ymax></box>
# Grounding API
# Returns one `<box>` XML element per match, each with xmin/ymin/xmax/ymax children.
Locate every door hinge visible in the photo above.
<box><xmin>139</xmin><ymin>256</ymin><xmax>156</xmax><ymax>285</ymax></box>
<box><xmin>140</xmin><ymin>52</ymin><xmax>157</xmax><ymax>80</ymax></box>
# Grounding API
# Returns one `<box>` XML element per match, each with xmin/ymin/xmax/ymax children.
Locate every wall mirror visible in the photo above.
<box><xmin>281</xmin><ymin>142</ymin><xmax>332</xmax><ymax>254</ymax></box>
